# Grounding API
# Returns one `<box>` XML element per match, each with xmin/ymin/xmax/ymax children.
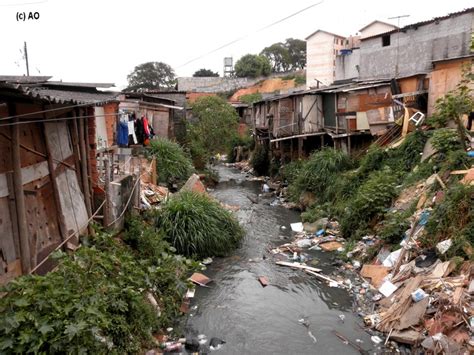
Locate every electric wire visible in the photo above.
<box><xmin>177</xmin><ymin>1</ymin><xmax>324</xmax><ymax>68</ymax></box>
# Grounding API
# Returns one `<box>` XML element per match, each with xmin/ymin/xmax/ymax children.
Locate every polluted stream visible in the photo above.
<box><xmin>182</xmin><ymin>165</ymin><xmax>375</xmax><ymax>354</ymax></box>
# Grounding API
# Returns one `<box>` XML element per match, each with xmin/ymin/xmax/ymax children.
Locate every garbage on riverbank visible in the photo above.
<box><xmin>262</xmin><ymin>122</ymin><xmax>474</xmax><ymax>352</ymax></box>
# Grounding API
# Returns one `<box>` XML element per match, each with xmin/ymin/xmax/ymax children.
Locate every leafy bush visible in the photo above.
<box><xmin>292</xmin><ymin>148</ymin><xmax>353</xmax><ymax>201</ymax></box>
<box><xmin>358</xmin><ymin>145</ymin><xmax>387</xmax><ymax>177</ymax></box>
<box><xmin>280</xmin><ymin>160</ymin><xmax>304</xmax><ymax>184</ymax></box>
<box><xmin>379</xmin><ymin>205</ymin><xmax>414</xmax><ymax>244</ymax></box>
<box><xmin>431</xmin><ymin>128</ymin><xmax>462</xmax><ymax>153</ymax></box>
<box><xmin>155</xmin><ymin>191</ymin><xmax>245</xmax><ymax>258</ymax></box>
<box><xmin>149</xmin><ymin>138</ymin><xmax>194</xmax><ymax>186</ymax></box>
<box><xmin>189</xmin><ymin>96</ymin><xmax>240</xmax><ymax>168</ymax></box>
<box><xmin>386</xmin><ymin>130</ymin><xmax>428</xmax><ymax>172</ymax></box>
<box><xmin>227</xmin><ymin>133</ymin><xmax>254</xmax><ymax>163</ymax></box>
<box><xmin>235</xmin><ymin>54</ymin><xmax>271</xmax><ymax>78</ymax></box>
<box><xmin>251</xmin><ymin>143</ymin><xmax>270</xmax><ymax>176</ymax></box>
<box><xmin>340</xmin><ymin>169</ymin><xmax>399</xmax><ymax>239</ymax></box>
<box><xmin>425</xmin><ymin>183</ymin><xmax>474</xmax><ymax>244</ymax></box>
<box><xmin>0</xmin><ymin>223</ymin><xmax>197</xmax><ymax>354</ymax></box>
<box><xmin>239</xmin><ymin>93</ymin><xmax>263</xmax><ymax>105</ymax></box>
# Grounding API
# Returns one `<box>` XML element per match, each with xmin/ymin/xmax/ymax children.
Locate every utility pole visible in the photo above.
<box><xmin>24</xmin><ymin>41</ymin><xmax>30</xmax><ymax>76</ymax></box>
<box><xmin>388</xmin><ymin>15</ymin><xmax>410</xmax><ymax>78</ymax></box>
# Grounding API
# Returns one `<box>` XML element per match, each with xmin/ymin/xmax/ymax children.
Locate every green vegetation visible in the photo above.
<box><xmin>148</xmin><ymin>138</ymin><xmax>194</xmax><ymax>186</ymax></box>
<box><xmin>188</xmin><ymin>96</ymin><xmax>240</xmax><ymax>169</ymax></box>
<box><xmin>240</xmin><ymin>93</ymin><xmax>263</xmax><ymax>105</ymax></box>
<box><xmin>250</xmin><ymin>143</ymin><xmax>270</xmax><ymax>176</ymax></box>
<box><xmin>0</xmin><ymin>224</ymin><xmax>196</xmax><ymax>353</ymax></box>
<box><xmin>290</xmin><ymin>148</ymin><xmax>353</xmax><ymax>202</ymax></box>
<box><xmin>227</xmin><ymin>132</ymin><xmax>254</xmax><ymax>163</ymax></box>
<box><xmin>155</xmin><ymin>191</ymin><xmax>245</xmax><ymax>258</ymax></box>
<box><xmin>260</xmin><ymin>38</ymin><xmax>306</xmax><ymax>72</ymax></box>
<box><xmin>424</xmin><ymin>184</ymin><xmax>474</xmax><ymax>260</ymax></box>
<box><xmin>340</xmin><ymin>169</ymin><xmax>399</xmax><ymax>239</ymax></box>
<box><xmin>234</xmin><ymin>54</ymin><xmax>272</xmax><ymax>78</ymax></box>
<box><xmin>431</xmin><ymin>128</ymin><xmax>462</xmax><ymax>153</ymax></box>
<box><xmin>126</xmin><ymin>61</ymin><xmax>176</xmax><ymax>92</ymax></box>
<box><xmin>285</xmin><ymin>132</ymin><xmax>428</xmax><ymax>240</ymax></box>
<box><xmin>193</xmin><ymin>68</ymin><xmax>219</xmax><ymax>77</ymax></box>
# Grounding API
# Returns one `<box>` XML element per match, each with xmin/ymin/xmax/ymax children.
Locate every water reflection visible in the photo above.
<box><xmin>183</xmin><ymin>165</ymin><xmax>373</xmax><ymax>354</ymax></box>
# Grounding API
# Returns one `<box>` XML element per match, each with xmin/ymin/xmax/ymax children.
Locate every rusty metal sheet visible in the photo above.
<box><xmin>358</xmin><ymin>93</ymin><xmax>392</xmax><ymax>111</ymax></box>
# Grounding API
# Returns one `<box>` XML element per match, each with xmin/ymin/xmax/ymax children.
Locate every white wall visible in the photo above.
<box><xmin>360</xmin><ymin>22</ymin><xmax>397</xmax><ymax>39</ymax></box>
<box><xmin>306</xmin><ymin>32</ymin><xmax>345</xmax><ymax>88</ymax></box>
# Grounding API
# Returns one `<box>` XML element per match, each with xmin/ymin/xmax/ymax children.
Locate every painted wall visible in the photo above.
<box><xmin>335</xmin><ymin>48</ymin><xmax>361</xmax><ymax>81</ymax></box>
<box><xmin>306</xmin><ymin>32</ymin><xmax>345</xmax><ymax>87</ymax></box>
<box><xmin>428</xmin><ymin>58</ymin><xmax>474</xmax><ymax>115</ymax></box>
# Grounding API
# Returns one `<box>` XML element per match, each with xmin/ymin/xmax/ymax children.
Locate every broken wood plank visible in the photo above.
<box><xmin>360</xmin><ymin>264</ymin><xmax>390</xmax><ymax>288</ymax></box>
<box><xmin>304</xmin><ymin>270</ymin><xmax>346</xmax><ymax>288</ymax></box>
<box><xmin>397</xmin><ymin>297</ymin><xmax>429</xmax><ymax>330</ymax></box>
<box><xmin>258</xmin><ymin>276</ymin><xmax>269</xmax><ymax>287</ymax></box>
<box><xmin>276</xmin><ymin>261</ymin><xmax>322</xmax><ymax>273</ymax></box>
<box><xmin>319</xmin><ymin>241</ymin><xmax>343</xmax><ymax>251</ymax></box>
<box><xmin>189</xmin><ymin>272</ymin><xmax>211</xmax><ymax>287</ymax></box>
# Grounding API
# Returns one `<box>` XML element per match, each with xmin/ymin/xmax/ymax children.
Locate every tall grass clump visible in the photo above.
<box><xmin>340</xmin><ymin>168</ymin><xmax>399</xmax><ymax>239</ymax></box>
<box><xmin>291</xmin><ymin>148</ymin><xmax>353</xmax><ymax>202</ymax></box>
<box><xmin>149</xmin><ymin>138</ymin><xmax>194</xmax><ymax>186</ymax></box>
<box><xmin>155</xmin><ymin>191</ymin><xmax>245</xmax><ymax>258</ymax></box>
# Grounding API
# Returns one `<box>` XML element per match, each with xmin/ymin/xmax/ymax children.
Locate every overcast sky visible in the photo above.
<box><xmin>1</xmin><ymin>0</ymin><xmax>472</xmax><ymax>89</ymax></box>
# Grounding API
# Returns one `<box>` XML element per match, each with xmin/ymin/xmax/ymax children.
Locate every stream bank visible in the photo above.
<box><xmin>182</xmin><ymin>165</ymin><xmax>376</xmax><ymax>354</ymax></box>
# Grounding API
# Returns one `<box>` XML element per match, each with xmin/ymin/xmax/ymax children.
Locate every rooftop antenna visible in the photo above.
<box><xmin>388</xmin><ymin>15</ymin><xmax>410</xmax><ymax>78</ymax></box>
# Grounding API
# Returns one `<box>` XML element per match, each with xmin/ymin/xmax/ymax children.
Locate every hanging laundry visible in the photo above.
<box><xmin>143</xmin><ymin>116</ymin><xmax>150</xmax><ymax>137</ymax></box>
<box><xmin>135</xmin><ymin>117</ymin><xmax>144</xmax><ymax>144</ymax></box>
<box><xmin>127</xmin><ymin>120</ymin><xmax>137</xmax><ymax>144</ymax></box>
<box><xmin>117</xmin><ymin>121</ymin><xmax>129</xmax><ymax>146</ymax></box>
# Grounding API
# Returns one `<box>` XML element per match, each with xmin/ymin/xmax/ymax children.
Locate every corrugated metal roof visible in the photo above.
<box><xmin>0</xmin><ymin>82</ymin><xmax>119</xmax><ymax>105</ymax></box>
<box><xmin>44</xmin><ymin>81</ymin><xmax>115</xmax><ymax>89</ymax></box>
<box><xmin>0</xmin><ymin>75</ymin><xmax>52</xmax><ymax>84</ymax></box>
<box><xmin>362</xmin><ymin>7</ymin><xmax>474</xmax><ymax>41</ymax></box>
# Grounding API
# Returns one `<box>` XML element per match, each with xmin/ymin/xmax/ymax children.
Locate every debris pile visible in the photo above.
<box><xmin>141</xmin><ymin>182</ymin><xmax>169</xmax><ymax>207</ymax></box>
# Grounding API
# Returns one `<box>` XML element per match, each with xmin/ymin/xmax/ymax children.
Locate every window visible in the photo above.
<box><xmin>382</xmin><ymin>35</ymin><xmax>391</xmax><ymax>47</ymax></box>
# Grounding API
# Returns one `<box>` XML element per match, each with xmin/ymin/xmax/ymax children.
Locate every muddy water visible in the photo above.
<box><xmin>184</xmin><ymin>165</ymin><xmax>374</xmax><ymax>354</ymax></box>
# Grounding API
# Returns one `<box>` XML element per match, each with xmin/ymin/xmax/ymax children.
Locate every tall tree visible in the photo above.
<box><xmin>260</xmin><ymin>43</ymin><xmax>291</xmax><ymax>72</ymax></box>
<box><xmin>234</xmin><ymin>54</ymin><xmax>271</xmax><ymax>78</ymax></box>
<box><xmin>193</xmin><ymin>68</ymin><xmax>219</xmax><ymax>77</ymax></box>
<box><xmin>285</xmin><ymin>38</ymin><xmax>306</xmax><ymax>70</ymax></box>
<box><xmin>126</xmin><ymin>61</ymin><xmax>176</xmax><ymax>91</ymax></box>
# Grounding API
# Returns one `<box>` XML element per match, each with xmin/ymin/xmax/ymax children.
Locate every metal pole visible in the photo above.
<box><xmin>24</xmin><ymin>41</ymin><xmax>29</xmax><ymax>76</ymax></box>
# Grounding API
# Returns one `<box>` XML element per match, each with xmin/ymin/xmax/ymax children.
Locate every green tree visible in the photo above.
<box><xmin>261</xmin><ymin>43</ymin><xmax>291</xmax><ymax>72</ymax></box>
<box><xmin>193</xmin><ymin>68</ymin><xmax>219</xmax><ymax>77</ymax></box>
<box><xmin>126</xmin><ymin>61</ymin><xmax>176</xmax><ymax>91</ymax></box>
<box><xmin>188</xmin><ymin>96</ymin><xmax>239</xmax><ymax>167</ymax></box>
<box><xmin>234</xmin><ymin>54</ymin><xmax>271</xmax><ymax>78</ymax></box>
<box><xmin>285</xmin><ymin>38</ymin><xmax>306</xmax><ymax>70</ymax></box>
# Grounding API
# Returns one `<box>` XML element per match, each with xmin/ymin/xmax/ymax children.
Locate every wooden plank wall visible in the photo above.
<box><xmin>0</xmin><ymin>101</ymin><xmax>90</xmax><ymax>283</ymax></box>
